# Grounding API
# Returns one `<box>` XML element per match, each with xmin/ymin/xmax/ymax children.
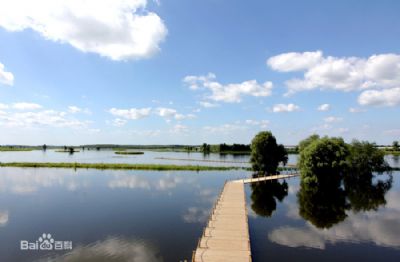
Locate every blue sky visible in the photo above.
<box><xmin>0</xmin><ymin>0</ymin><xmax>399</xmax><ymax>145</ymax></box>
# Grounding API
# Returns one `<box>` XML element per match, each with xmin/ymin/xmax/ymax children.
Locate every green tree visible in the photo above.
<box><xmin>393</xmin><ymin>141</ymin><xmax>399</xmax><ymax>151</ymax></box>
<box><xmin>200</xmin><ymin>143</ymin><xmax>210</xmax><ymax>153</ymax></box>
<box><xmin>347</xmin><ymin>140</ymin><xmax>389</xmax><ymax>174</ymax></box>
<box><xmin>298</xmin><ymin>136</ymin><xmax>349</xmax><ymax>184</ymax></box>
<box><xmin>250</xmin><ymin>131</ymin><xmax>288</xmax><ymax>175</ymax></box>
<box><xmin>298</xmin><ymin>134</ymin><xmax>320</xmax><ymax>153</ymax></box>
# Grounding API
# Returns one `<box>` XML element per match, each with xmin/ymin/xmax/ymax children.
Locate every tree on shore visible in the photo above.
<box><xmin>393</xmin><ymin>141</ymin><xmax>399</xmax><ymax>151</ymax></box>
<box><xmin>250</xmin><ymin>131</ymin><xmax>288</xmax><ymax>175</ymax></box>
<box><xmin>201</xmin><ymin>143</ymin><xmax>210</xmax><ymax>153</ymax></box>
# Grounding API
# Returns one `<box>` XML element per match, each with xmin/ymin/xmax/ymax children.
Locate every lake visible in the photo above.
<box><xmin>0</xmin><ymin>151</ymin><xmax>399</xmax><ymax>261</ymax></box>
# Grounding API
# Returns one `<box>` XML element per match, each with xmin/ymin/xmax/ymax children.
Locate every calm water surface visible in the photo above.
<box><xmin>0</xmin><ymin>150</ymin><xmax>254</xmax><ymax>167</ymax></box>
<box><xmin>0</xmin><ymin>168</ymin><xmax>249</xmax><ymax>261</ymax></box>
<box><xmin>247</xmin><ymin>171</ymin><xmax>400</xmax><ymax>262</ymax></box>
<box><xmin>0</xmin><ymin>152</ymin><xmax>399</xmax><ymax>261</ymax></box>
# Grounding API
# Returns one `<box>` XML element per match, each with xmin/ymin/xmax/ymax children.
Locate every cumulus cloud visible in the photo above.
<box><xmin>109</xmin><ymin>107</ymin><xmax>151</xmax><ymax>120</ymax></box>
<box><xmin>68</xmin><ymin>105</ymin><xmax>91</xmax><ymax>114</ymax></box>
<box><xmin>272</xmin><ymin>103</ymin><xmax>300</xmax><ymax>113</ymax></box>
<box><xmin>267</xmin><ymin>51</ymin><xmax>400</xmax><ymax>96</ymax></box>
<box><xmin>111</xmin><ymin>118</ymin><xmax>128</xmax><ymax>127</ymax></box>
<box><xmin>155</xmin><ymin>107</ymin><xmax>195</xmax><ymax>120</ymax></box>
<box><xmin>267</xmin><ymin>50</ymin><xmax>323</xmax><ymax>72</ymax></box>
<box><xmin>0</xmin><ymin>62</ymin><xmax>14</xmax><ymax>86</ymax></box>
<box><xmin>358</xmin><ymin>87</ymin><xmax>400</xmax><ymax>107</ymax></box>
<box><xmin>244</xmin><ymin>119</ymin><xmax>269</xmax><ymax>128</ymax></box>
<box><xmin>12</xmin><ymin>102</ymin><xmax>42</xmax><ymax>110</ymax></box>
<box><xmin>317</xmin><ymin>103</ymin><xmax>330</xmax><ymax>111</ymax></box>
<box><xmin>0</xmin><ymin>103</ymin><xmax>9</xmax><ymax>110</ymax></box>
<box><xmin>199</xmin><ymin>101</ymin><xmax>219</xmax><ymax>108</ymax></box>
<box><xmin>183</xmin><ymin>73</ymin><xmax>273</xmax><ymax>103</ymax></box>
<box><xmin>324</xmin><ymin>116</ymin><xmax>343</xmax><ymax>123</ymax></box>
<box><xmin>0</xmin><ymin>0</ymin><xmax>167</xmax><ymax>61</ymax></box>
<box><xmin>0</xmin><ymin>110</ymin><xmax>89</xmax><ymax>128</ymax></box>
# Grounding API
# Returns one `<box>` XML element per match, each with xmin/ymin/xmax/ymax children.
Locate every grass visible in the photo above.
<box><xmin>114</xmin><ymin>151</ymin><xmax>144</xmax><ymax>155</ymax></box>
<box><xmin>0</xmin><ymin>162</ymin><xmax>244</xmax><ymax>171</ymax></box>
<box><xmin>383</xmin><ymin>150</ymin><xmax>400</xmax><ymax>156</ymax></box>
<box><xmin>0</xmin><ymin>147</ymin><xmax>35</xmax><ymax>152</ymax></box>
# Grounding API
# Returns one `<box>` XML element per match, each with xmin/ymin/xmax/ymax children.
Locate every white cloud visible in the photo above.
<box><xmin>109</xmin><ymin>107</ymin><xmax>151</xmax><ymax>120</ymax></box>
<box><xmin>358</xmin><ymin>87</ymin><xmax>400</xmax><ymax>107</ymax></box>
<box><xmin>169</xmin><ymin>124</ymin><xmax>188</xmax><ymax>134</ymax></box>
<box><xmin>349</xmin><ymin>107</ymin><xmax>366</xmax><ymax>113</ymax></box>
<box><xmin>272</xmin><ymin>103</ymin><xmax>300</xmax><ymax>113</ymax></box>
<box><xmin>174</xmin><ymin>113</ymin><xmax>196</xmax><ymax>120</ymax></box>
<box><xmin>267</xmin><ymin>51</ymin><xmax>400</xmax><ymax>95</ymax></box>
<box><xmin>67</xmin><ymin>105</ymin><xmax>91</xmax><ymax>114</ymax></box>
<box><xmin>156</xmin><ymin>107</ymin><xmax>195</xmax><ymax>120</ymax></box>
<box><xmin>156</xmin><ymin>107</ymin><xmax>176</xmax><ymax>118</ymax></box>
<box><xmin>111</xmin><ymin>118</ymin><xmax>127</xmax><ymax>127</ymax></box>
<box><xmin>68</xmin><ymin>106</ymin><xmax>81</xmax><ymax>113</ymax></box>
<box><xmin>0</xmin><ymin>0</ymin><xmax>167</xmax><ymax>61</ymax></box>
<box><xmin>203</xmin><ymin>123</ymin><xmax>247</xmax><ymax>133</ymax></box>
<box><xmin>267</xmin><ymin>50</ymin><xmax>323</xmax><ymax>72</ymax></box>
<box><xmin>0</xmin><ymin>103</ymin><xmax>9</xmax><ymax>110</ymax></box>
<box><xmin>317</xmin><ymin>103</ymin><xmax>330</xmax><ymax>111</ymax></box>
<box><xmin>244</xmin><ymin>119</ymin><xmax>269</xmax><ymax>128</ymax></box>
<box><xmin>0</xmin><ymin>110</ymin><xmax>89</xmax><ymax>128</ymax></box>
<box><xmin>12</xmin><ymin>102</ymin><xmax>42</xmax><ymax>110</ymax></box>
<box><xmin>311</xmin><ymin>123</ymin><xmax>332</xmax><ymax>132</ymax></box>
<box><xmin>324</xmin><ymin>116</ymin><xmax>343</xmax><ymax>123</ymax></box>
<box><xmin>199</xmin><ymin>101</ymin><xmax>219</xmax><ymax>108</ymax></box>
<box><xmin>184</xmin><ymin>73</ymin><xmax>273</xmax><ymax>103</ymax></box>
<box><xmin>0</xmin><ymin>62</ymin><xmax>14</xmax><ymax>86</ymax></box>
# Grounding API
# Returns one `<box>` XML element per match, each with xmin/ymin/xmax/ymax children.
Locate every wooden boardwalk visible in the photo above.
<box><xmin>192</xmin><ymin>173</ymin><xmax>299</xmax><ymax>262</ymax></box>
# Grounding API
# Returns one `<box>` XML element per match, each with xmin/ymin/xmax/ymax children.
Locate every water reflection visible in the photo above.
<box><xmin>42</xmin><ymin>237</ymin><xmax>163</xmax><ymax>262</ymax></box>
<box><xmin>269</xmin><ymin>189</ymin><xmax>400</xmax><ymax>249</ymax></box>
<box><xmin>297</xmin><ymin>179</ymin><xmax>348</xmax><ymax>229</ymax></box>
<box><xmin>250</xmin><ymin>179</ymin><xmax>288</xmax><ymax>217</ymax></box>
<box><xmin>182</xmin><ymin>207</ymin><xmax>210</xmax><ymax>223</ymax></box>
<box><xmin>297</xmin><ymin>172</ymin><xmax>393</xmax><ymax>229</ymax></box>
<box><xmin>345</xmin><ymin>172</ymin><xmax>393</xmax><ymax>212</ymax></box>
<box><xmin>0</xmin><ymin>210</ymin><xmax>8</xmax><ymax>226</ymax></box>
<box><xmin>262</xmin><ymin>171</ymin><xmax>398</xmax><ymax>250</ymax></box>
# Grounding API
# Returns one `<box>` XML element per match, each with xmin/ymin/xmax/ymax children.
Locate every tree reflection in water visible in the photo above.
<box><xmin>250</xmin><ymin>179</ymin><xmax>288</xmax><ymax>217</ymax></box>
<box><xmin>344</xmin><ymin>172</ymin><xmax>393</xmax><ymax>213</ymax></box>
<box><xmin>250</xmin><ymin>171</ymin><xmax>393</xmax><ymax>229</ymax></box>
<box><xmin>297</xmin><ymin>170</ymin><xmax>392</xmax><ymax>229</ymax></box>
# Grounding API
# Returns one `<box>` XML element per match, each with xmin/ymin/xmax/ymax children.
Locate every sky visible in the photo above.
<box><xmin>0</xmin><ymin>0</ymin><xmax>399</xmax><ymax>145</ymax></box>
